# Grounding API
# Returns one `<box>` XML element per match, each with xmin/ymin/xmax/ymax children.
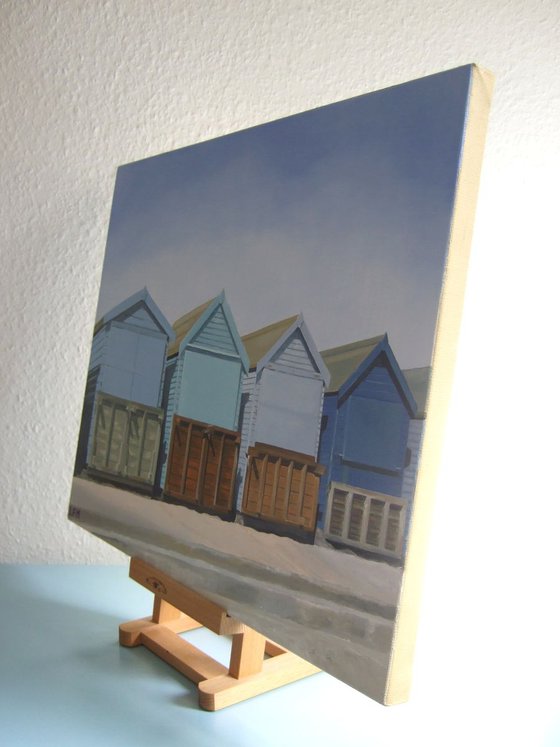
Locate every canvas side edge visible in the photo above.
<box><xmin>384</xmin><ymin>65</ymin><xmax>495</xmax><ymax>705</ymax></box>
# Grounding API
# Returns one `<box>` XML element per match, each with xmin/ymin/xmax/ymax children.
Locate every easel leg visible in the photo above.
<box><xmin>229</xmin><ymin>628</ymin><xmax>266</xmax><ymax>678</ymax></box>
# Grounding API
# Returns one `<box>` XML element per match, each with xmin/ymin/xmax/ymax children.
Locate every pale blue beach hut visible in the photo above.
<box><xmin>75</xmin><ymin>287</ymin><xmax>174</xmax><ymax>488</ymax></box>
<box><xmin>159</xmin><ymin>291</ymin><xmax>249</xmax><ymax>499</ymax></box>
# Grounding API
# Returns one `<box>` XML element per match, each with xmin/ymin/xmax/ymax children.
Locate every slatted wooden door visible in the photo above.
<box><xmin>242</xmin><ymin>443</ymin><xmax>324</xmax><ymax>532</ymax></box>
<box><xmin>324</xmin><ymin>482</ymin><xmax>406</xmax><ymax>559</ymax></box>
<box><xmin>89</xmin><ymin>392</ymin><xmax>163</xmax><ymax>486</ymax></box>
<box><xmin>164</xmin><ymin>415</ymin><xmax>239</xmax><ymax>514</ymax></box>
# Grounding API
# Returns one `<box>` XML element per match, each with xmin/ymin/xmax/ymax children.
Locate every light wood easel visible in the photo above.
<box><xmin>119</xmin><ymin>558</ymin><xmax>320</xmax><ymax>710</ymax></box>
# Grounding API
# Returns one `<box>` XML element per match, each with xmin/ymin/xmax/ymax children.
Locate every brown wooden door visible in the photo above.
<box><xmin>242</xmin><ymin>443</ymin><xmax>324</xmax><ymax>531</ymax></box>
<box><xmin>165</xmin><ymin>415</ymin><xmax>239</xmax><ymax>514</ymax></box>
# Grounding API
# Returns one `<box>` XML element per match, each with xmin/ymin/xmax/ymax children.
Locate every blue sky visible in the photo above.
<box><xmin>97</xmin><ymin>65</ymin><xmax>472</xmax><ymax>369</ymax></box>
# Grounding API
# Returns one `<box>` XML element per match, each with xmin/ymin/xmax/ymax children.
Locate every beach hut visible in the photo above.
<box><xmin>238</xmin><ymin>314</ymin><xmax>330</xmax><ymax>539</ymax></box>
<box><xmin>160</xmin><ymin>291</ymin><xmax>249</xmax><ymax>516</ymax></box>
<box><xmin>75</xmin><ymin>287</ymin><xmax>174</xmax><ymax>489</ymax></box>
<box><xmin>317</xmin><ymin>335</ymin><xmax>417</xmax><ymax>562</ymax></box>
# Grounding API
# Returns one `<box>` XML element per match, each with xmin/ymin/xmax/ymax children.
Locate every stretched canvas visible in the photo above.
<box><xmin>68</xmin><ymin>64</ymin><xmax>493</xmax><ymax>704</ymax></box>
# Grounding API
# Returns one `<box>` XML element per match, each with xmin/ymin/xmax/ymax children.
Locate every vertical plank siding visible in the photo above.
<box><xmin>88</xmin><ymin>392</ymin><xmax>163</xmax><ymax>487</ymax></box>
<box><xmin>164</xmin><ymin>415</ymin><xmax>239</xmax><ymax>514</ymax></box>
<box><xmin>242</xmin><ymin>444</ymin><xmax>324</xmax><ymax>533</ymax></box>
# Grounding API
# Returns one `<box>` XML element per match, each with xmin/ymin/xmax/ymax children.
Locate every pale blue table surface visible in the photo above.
<box><xmin>0</xmin><ymin>565</ymin><xmax>387</xmax><ymax>747</ymax></box>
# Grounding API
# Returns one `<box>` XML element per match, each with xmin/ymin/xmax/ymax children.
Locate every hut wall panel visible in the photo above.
<box><xmin>400</xmin><ymin>418</ymin><xmax>425</xmax><ymax>555</ymax></box>
<box><xmin>160</xmin><ymin>356</ymin><xmax>183</xmax><ymax>488</ymax></box>
<box><xmin>98</xmin><ymin>326</ymin><xmax>167</xmax><ymax>408</ymax></box>
<box><xmin>133</xmin><ymin>334</ymin><xmax>167</xmax><ymax>401</ymax></box>
<box><xmin>105</xmin><ymin>325</ymin><xmax>141</xmax><ymax>373</ymax></box>
<box><xmin>341</xmin><ymin>396</ymin><xmax>408</xmax><ymax>471</ymax></box>
<box><xmin>252</xmin><ymin>368</ymin><xmax>323</xmax><ymax>458</ymax></box>
<box><xmin>179</xmin><ymin>350</ymin><xmax>242</xmax><ymax>431</ymax></box>
<box><xmin>74</xmin><ymin>368</ymin><xmax>100</xmax><ymax>473</ymax></box>
<box><xmin>88</xmin><ymin>327</ymin><xmax>108</xmax><ymax>371</ymax></box>
<box><xmin>332</xmin><ymin>399</ymin><xmax>408</xmax><ymax>498</ymax></box>
<box><xmin>316</xmin><ymin>392</ymin><xmax>339</xmax><ymax>528</ymax></box>
<box><xmin>401</xmin><ymin>419</ymin><xmax>424</xmax><ymax>503</ymax></box>
<box><xmin>314</xmin><ymin>389</ymin><xmax>325</xmax><ymax>463</ymax></box>
<box><xmin>236</xmin><ymin>370</ymin><xmax>258</xmax><ymax>509</ymax></box>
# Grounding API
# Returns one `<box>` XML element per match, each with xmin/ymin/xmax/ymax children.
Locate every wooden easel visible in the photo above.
<box><xmin>119</xmin><ymin>558</ymin><xmax>320</xmax><ymax>710</ymax></box>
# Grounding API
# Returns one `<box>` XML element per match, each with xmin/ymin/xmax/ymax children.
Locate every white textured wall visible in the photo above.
<box><xmin>2</xmin><ymin>1</ymin><xmax>559</xmax><ymax>742</ymax></box>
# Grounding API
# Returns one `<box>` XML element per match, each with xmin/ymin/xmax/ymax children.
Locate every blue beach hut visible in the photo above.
<box><xmin>75</xmin><ymin>287</ymin><xmax>175</xmax><ymax>487</ymax></box>
<box><xmin>317</xmin><ymin>335</ymin><xmax>417</xmax><ymax>561</ymax></box>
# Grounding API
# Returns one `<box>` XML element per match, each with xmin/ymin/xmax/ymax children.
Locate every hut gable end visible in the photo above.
<box><xmin>170</xmin><ymin>293</ymin><xmax>249</xmax><ymax>372</ymax></box>
<box><xmin>94</xmin><ymin>288</ymin><xmax>175</xmax><ymax>341</ymax></box>
<box><xmin>340</xmin><ymin>353</ymin><xmax>404</xmax><ymax>408</ymax></box>
<box><xmin>190</xmin><ymin>305</ymin><xmax>238</xmax><ymax>357</ymax></box>
<box><xmin>268</xmin><ymin>328</ymin><xmax>320</xmax><ymax>377</ymax></box>
<box><xmin>114</xmin><ymin>302</ymin><xmax>165</xmax><ymax>336</ymax></box>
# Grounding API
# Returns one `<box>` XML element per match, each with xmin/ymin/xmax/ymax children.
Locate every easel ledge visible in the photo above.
<box><xmin>120</xmin><ymin>557</ymin><xmax>320</xmax><ymax>711</ymax></box>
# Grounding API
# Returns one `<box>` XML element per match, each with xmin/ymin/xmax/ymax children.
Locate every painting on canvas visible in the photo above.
<box><xmin>68</xmin><ymin>64</ymin><xmax>492</xmax><ymax>704</ymax></box>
